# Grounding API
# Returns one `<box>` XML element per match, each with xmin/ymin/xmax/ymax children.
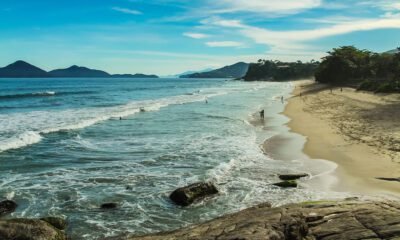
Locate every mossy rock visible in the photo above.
<box><xmin>170</xmin><ymin>182</ymin><xmax>218</xmax><ymax>206</ymax></box>
<box><xmin>273</xmin><ymin>180</ymin><xmax>297</xmax><ymax>188</ymax></box>
<box><xmin>279</xmin><ymin>173</ymin><xmax>309</xmax><ymax>181</ymax></box>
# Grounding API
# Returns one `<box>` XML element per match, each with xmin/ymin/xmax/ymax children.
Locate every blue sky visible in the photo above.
<box><xmin>1</xmin><ymin>0</ymin><xmax>400</xmax><ymax>75</ymax></box>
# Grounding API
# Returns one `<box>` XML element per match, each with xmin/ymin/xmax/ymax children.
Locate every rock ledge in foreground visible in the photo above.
<box><xmin>0</xmin><ymin>218</ymin><xmax>67</xmax><ymax>240</ymax></box>
<box><xmin>120</xmin><ymin>200</ymin><xmax>400</xmax><ymax>240</ymax></box>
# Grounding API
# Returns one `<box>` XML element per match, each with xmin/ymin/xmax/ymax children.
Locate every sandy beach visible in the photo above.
<box><xmin>284</xmin><ymin>80</ymin><xmax>400</xmax><ymax>197</ymax></box>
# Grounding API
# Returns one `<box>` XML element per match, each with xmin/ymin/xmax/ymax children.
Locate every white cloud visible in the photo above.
<box><xmin>200</xmin><ymin>15</ymin><xmax>400</xmax><ymax>59</ymax></box>
<box><xmin>358</xmin><ymin>1</ymin><xmax>400</xmax><ymax>11</ymax></box>
<box><xmin>241</xmin><ymin>18</ymin><xmax>400</xmax><ymax>45</ymax></box>
<box><xmin>112</xmin><ymin>7</ymin><xmax>142</xmax><ymax>15</ymax></box>
<box><xmin>205</xmin><ymin>41</ymin><xmax>244</xmax><ymax>47</ymax></box>
<box><xmin>183</xmin><ymin>32</ymin><xmax>210</xmax><ymax>39</ymax></box>
<box><xmin>200</xmin><ymin>17</ymin><xmax>245</xmax><ymax>28</ymax></box>
<box><xmin>210</xmin><ymin>0</ymin><xmax>322</xmax><ymax>14</ymax></box>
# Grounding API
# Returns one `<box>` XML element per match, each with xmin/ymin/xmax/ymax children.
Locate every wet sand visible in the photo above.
<box><xmin>282</xmin><ymin>80</ymin><xmax>400</xmax><ymax>197</ymax></box>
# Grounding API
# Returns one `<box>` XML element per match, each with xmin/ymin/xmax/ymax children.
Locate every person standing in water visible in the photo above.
<box><xmin>260</xmin><ymin>109</ymin><xmax>264</xmax><ymax>119</ymax></box>
<box><xmin>281</xmin><ymin>96</ymin><xmax>284</xmax><ymax>103</ymax></box>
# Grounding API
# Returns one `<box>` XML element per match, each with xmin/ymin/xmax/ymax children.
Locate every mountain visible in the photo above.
<box><xmin>180</xmin><ymin>62</ymin><xmax>249</xmax><ymax>78</ymax></box>
<box><xmin>112</xmin><ymin>73</ymin><xmax>159</xmax><ymax>78</ymax></box>
<box><xmin>0</xmin><ymin>60</ymin><xmax>49</xmax><ymax>78</ymax></box>
<box><xmin>161</xmin><ymin>68</ymin><xmax>214</xmax><ymax>78</ymax></box>
<box><xmin>0</xmin><ymin>61</ymin><xmax>159</xmax><ymax>78</ymax></box>
<box><xmin>49</xmin><ymin>65</ymin><xmax>110</xmax><ymax>78</ymax></box>
<box><xmin>385</xmin><ymin>48</ymin><xmax>400</xmax><ymax>54</ymax></box>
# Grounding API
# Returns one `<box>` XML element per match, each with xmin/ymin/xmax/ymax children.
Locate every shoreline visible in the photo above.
<box><xmin>283</xmin><ymin>80</ymin><xmax>400</xmax><ymax>198</ymax></box>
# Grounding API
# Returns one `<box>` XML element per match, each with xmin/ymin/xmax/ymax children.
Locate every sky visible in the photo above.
<box><xmin>1</xmin><ymin>0</ymin><xmax>400</xmax><ymax>75</ymax></box>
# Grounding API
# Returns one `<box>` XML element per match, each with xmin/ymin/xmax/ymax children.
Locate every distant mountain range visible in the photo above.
<box><xmin>180</xmin><ymin>62</ymin><xmax>249</xmax><ymax>79</ymax></box>
<box><xmin>0</xmin><ymin>61</ymin><xmax>159</xmax><ymax>78</ymax></box>
<box><xmin>0</xmin><ymin>61</ymin><xmax>49</xmax><ymax>78</ymax></box>
<box><xmin>161</xmin><ymin>68</ymin><xmax>214</xmax><ymax>78</ymax></box>
<box><xmin>385</xmin><ymin>48</ymin><xmax>400</xmax><ymax>54</ymax></box>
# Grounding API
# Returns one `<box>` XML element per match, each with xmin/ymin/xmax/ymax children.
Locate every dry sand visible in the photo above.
<box><xmin>284</xmin><ymin>80</ymin><xmax>400</xmax><ymax>197</ymax></box>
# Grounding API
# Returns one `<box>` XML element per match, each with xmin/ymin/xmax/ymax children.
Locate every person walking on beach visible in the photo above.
<box><xmin>260</xmin><ymin>109</ymin><xmax>264</xmax><ymax>119</ymax></box>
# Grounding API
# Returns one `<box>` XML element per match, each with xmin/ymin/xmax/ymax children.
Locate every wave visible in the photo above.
<box><xmin>0</xmin><ymin>90</ymin><xmax>227</xmax><ymax>153</ymax></box>
<box><xmin>0</xmin><ymin>131</ymin><xmax>42</xmax><ymax>152</ymax></box>
<box><xmin>0</xmin><ymin>91</ymin><xmax>96</xmax><ymax>100</ymax></box>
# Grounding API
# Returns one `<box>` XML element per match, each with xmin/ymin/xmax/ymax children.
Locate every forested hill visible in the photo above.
<box><xmin>243</xmin><ymin>60</ymin><xmax>319</xmax><ymax>81</ymax></box>
<box><xmin>0</xmin><ymin>61</ymin><xmax>159</xmax><ymax>78</ymax></box>
<box><xmin>180</xmin><ymin>62</ymin><xmax>249</xmax><ymax>78</ymax></box>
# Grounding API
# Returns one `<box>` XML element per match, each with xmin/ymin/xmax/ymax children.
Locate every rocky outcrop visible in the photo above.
<box><xmin>273</xmin><ymin>180</ymin><xmax>298</xmax><ymax>188</ymax></box>
<box><xmin>40</xmin><ymin>217</ymin><xmax>67</xmax><ymax>230</ymax></box>
<box><xmin>120</xmin><ymin>200</ymin><xmax>400</xmax><ymax>240</ymax></box>
<box><xmin>169</xmin><ymin>182</ymin><xmax>218</xmax><ymax>206</ymax></box>
<box><xmin>376</xmin><ymin>177</ymin><xmax>400</xmax><ymax>182</ymax></box>
<box><xmin>101</xmin><ymin>203</ymin><xmax>118</xmax><ymax>209</ymax></box>
<box><xmin>0</xmin><ymin>218</ymin><xmax>66</xmax><ymax>240</ymax></box>
<box><xmin>279</xmin><ymin>173</ymin><xmax>309</xmax><ymax>180</ymax></box>
<box><xmin>0</xmin><ymin>200</ymin><xmax>17</xmax><ymax>217</ymax></box>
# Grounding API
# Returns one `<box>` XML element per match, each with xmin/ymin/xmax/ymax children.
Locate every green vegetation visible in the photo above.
<box><xmin>315</xmin><ymin>46</ymin><xmax>400</xmax><ymax>93</ymax></box>
<box><xmin>243</xmin><ymin>60</ymin><xmax>319</xmax><ymax>81</ymax></box>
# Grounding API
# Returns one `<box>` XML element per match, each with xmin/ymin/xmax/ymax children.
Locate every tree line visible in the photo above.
<box><xmin>243</xmin><ymin>46</ymin><xmax>400</xmax><ymax>93</ymax></box>
<box><xmin>243</xmin><ymin>60</ymin><xmax>319</xmax><ymax>81</ymax></box>
<box><xmin>315</xmin><ymin>46</ymin><xmax>400</xmax><ymax>93</ymax></box>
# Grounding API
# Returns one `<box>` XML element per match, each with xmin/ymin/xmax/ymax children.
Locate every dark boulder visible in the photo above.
<box><xmin>279</xmin><ymin>173</ymin><xmax>309</xmax><ymax>181</ymax></box>
<box><xmin>101</xmin><ymin>203</ymin><xmax>118</xmax><ymax>209</ymax></box>
<box><xmin>40</xmin><ymin>217</ymin><xmax>67</xmax><ymax>230</ymax></box>
<box><xmin>376</xmin><ymin>177</ymin><xmax>400</xmax><ymax>182</ymax></box>
<box><xmin>273</xmin><ymin>180</ymin><xmax>298</xmax><ymax>188</ymax></box>
<box><xmin>0</xmin><ymin>218</ymin><xmax>66</xmax><ymax>240</ymax></box>
<box><xmin>0</xmin><ymin>200</ymin><xmax>17</xmax><ymax>217</ymax></box>
<box><xmin>169</xmin><ymin>182</ymin><xmax>218</xmax><ymax>206</ymax></box>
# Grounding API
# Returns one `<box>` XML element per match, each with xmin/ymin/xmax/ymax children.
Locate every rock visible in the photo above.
<box><xmin>101</xmin><ymin>203</ymin><xmax>118</xmax><ymax>209</ymax></box>
<box><xmin>169</xmin><ymin>182</ymin><xmax>218</xmax><ymax>206</ymax></box>
<box><xmin>273</xmin><ymin>180</ymin><xmax>298</xmax><ymax>188</ymax></box>
<box><xmin>376</xmin><ymin>177</ymin><xmax>400</xmax><ymax>182</ymax></box>
<box><xmin>0</xmin><ymin>218</ymin><xmax>66</xmax><ymax>240</ymax></box>
<box><xmin>279</xmin><ymin>173</ymin><xmax>309</xmax><ymax>181</ymax></box>
<box><xmin>0</xmin><ymin>200</ymin><xmax>17</xmax><ymax>217</ymax></box>
<box><xmin>120</xmin><ymin>200</ymin><xmax>400</xmax><ymax>240</ymax></box>
<box><xmin>40</xmin><ymin>217</ymin><xmax>67</xmax><ymax>230</ymax></box>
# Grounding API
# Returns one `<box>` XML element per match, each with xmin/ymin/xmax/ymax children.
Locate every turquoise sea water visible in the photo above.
<box><xmin>0</xmin><ymin>78</ymin><xmax>340</xmax><ymax>239</ymax></box>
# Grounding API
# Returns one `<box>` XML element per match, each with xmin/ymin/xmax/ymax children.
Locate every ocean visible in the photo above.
<box><xmin>0</xmin><ymin>78</ymin><xmax>342</xmax><ymax>239</ymax></box>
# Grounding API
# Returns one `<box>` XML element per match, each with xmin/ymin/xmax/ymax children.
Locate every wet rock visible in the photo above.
<box><xmin>273</xmin><ymin>180</ymin><xmax>298</xmax><ymax>188</ymax></box>
<box><xmin>376</xmin><ymin>177</ymin><xmax>400</xmax><ymax>182</ymax></box>
<box><xmin>101</xmin><ymin>203</ymin><xmax>118</xmax><ymax>209</ymax></box>
<box><xmin>40</xmin><ymin>217</ymin><xmax>67</xmax><ymax>230</ymax></box>
<box><xmin>279</xmin><ymin>173</ymin><xmax>309</xmax><ymax>181</ymax></box>
<box><xmin>0</xmin><ymin>200</ymin><xmax>17</xmax><ymax>217</ymax></box>
<box><xmin>169</xmin><ymin>182</ymin><xmax>218</xmax><ymax>206</ymax></box>
<box><xmin>122</xmin><ymin>200</ymin><xmax>400</xmax><ymax>240</ymax></box>
<box><xmin>0</xmin><ymin>218</ymin><xmax>66</xmax><ymax>240</ymax></box>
